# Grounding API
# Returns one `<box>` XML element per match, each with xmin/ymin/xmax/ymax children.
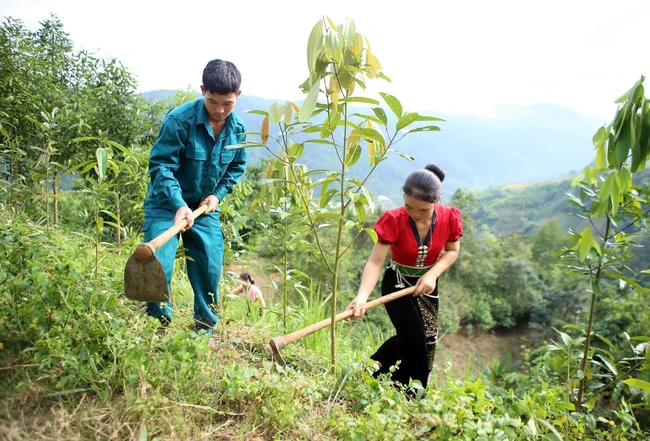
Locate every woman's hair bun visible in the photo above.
<box><xmin>425</xmin><ymin>164</ymin><xmax>445</xmax><ymax>182</ymax></box>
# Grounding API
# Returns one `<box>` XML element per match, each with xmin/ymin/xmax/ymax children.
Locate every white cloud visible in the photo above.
<box><xmin>2</xmin><ymin>0</ymin><xmax>648</xmax><ymax>120</ymax></box>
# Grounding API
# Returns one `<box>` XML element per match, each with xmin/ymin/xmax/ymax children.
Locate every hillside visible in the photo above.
<box><xmin>143</xmin><ymin>90</ymin><xmax>604</xmax><ymax>203</ymax></box>
<box><xmin>473</xmin><ymin>167</ymin><xmax>650</xmax><ymax>236</ymax></box>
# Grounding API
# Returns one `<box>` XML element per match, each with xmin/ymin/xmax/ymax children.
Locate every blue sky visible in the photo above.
<box><xmin>2</xmin><ymin>0</ymin><xmax>649</xmax><ymax>121</ymax></box>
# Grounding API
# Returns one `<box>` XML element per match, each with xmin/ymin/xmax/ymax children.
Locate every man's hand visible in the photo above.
<box><xmin>174</xmin><ymin>206</ymin><xmax>194</xmax><ymax>230</ymax></box>
<box><xmin>200</xmin><ymin>195</ymin><xmax>220</xmax><ymax>213</ymax></box>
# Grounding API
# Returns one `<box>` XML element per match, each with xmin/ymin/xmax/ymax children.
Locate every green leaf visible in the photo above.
<box><xmin>379</xmin><ymin>92</ymin><xmax>403</xmax><ymax>118</ymax></box>
<box><xmin>623</xmin><ymin>378</ymin><xmax>650</xmax><ymax>392</ymax></box>
<box><xmin>615</xmin><ymin>115</ymin><xmax>633</xmax><ymax>163</ymax></box>
<box><xmin>614</xmin><ymin>76</ymin><xmax>644</xmax><ymax>104</ymax></box>
<box><xmin>303</xmin><ymin>139</ymin><xmax>335</xmax><ymax>146</ymax></box>
<box><xmin>246</xmin><ymin>110</ymin><xmax>269</xmax><ymax>116</ymax></box>
<box><xmin>593</xmin><ymin>126</ymin><xmax>608</xmax><ymax>169</ymax></box>
<box><xmin>415</xmin><ymin>115</ymin><xmax>446</xmax><ymax>122</ymax></box>
<box><xmin>599</xmin><ymin>173</ymin><xmax>620</xmax><ymax>216</ymax></box>
<box><xmin>345</xmin><ymin>144</ymin><xmax>362</xmax><ymax>167</ymax></box>
<box><xmin>535</xmin><ymin>418</ymin><xmax>564</xmax><ymax>441</ymax></box>
<box><xmin>607</xmin><ymin>133</ymin><xmax>617</xmax><ymax>166</ymax></box>
<box><xmin>600</xmin><ymin>357</ymin><xmax>617</xmax><ymax>375</ymax></box>
<box><xmin>338</xmin><ymin>18</ymin><xmax>356</xmax><ymax>48</ymax></box>
<box><xmin>225</xmin><ymin>142</ymin><xmax>267</xmax><ymax>150</ymax></box>
<box><xmin>325</xmin><ymin>30</ymin><xmax>343</xmax><ymax>64</ymax></box>
<box><xmin>314</xmin><ymin>212</ymin><xmax>346</xmax><ymax>222</ymax></box>
<box><xmin>268</xmin><ymin>101</ymin><xmax>285</xmax><ymax>125</ymax></box>
<box><xmin>396</xmin><ymin>112</ymin><xmax>419</xmax><ymax>131</ymax></box>
<box><xmin>298</xmin><ymin>81</ymin><xmax>320</xmax><ymax>123</ymax></box>
<box><xmin>139</xmin><ymin>425</ymin><xmax>148</xmax><ymax>441</ymax></box>
<box><xmin>364</xmin><ymin>228</ymin><xmax>378</xmax><ymax>242</ymax></box>
<box><xmin>372</xmin><ymin>107</ymin><xmax>388</xmax><ymax>126</ymax></box>
<box><xmin>617</xmin><ymin>167</ymin><xmax>632</xmax><ymax>192</ymax></box>
<box><xmin>307</xmin><ymin>20</ymin><xmax>325</xmax><ymax>73</ymax></box>
<box><xmin>350</xmin><ymin>113</ymin><xmax>385</xmax><ymax>126</ymax></box>
<box><xmin>595</xmin><ymin>334</ymin><xmax>614</xmax><ymax>349</ymax></box>
<box><xmin>358</xmin><ymin>127</ymin><xmax>386</xmax><ymax>146</ymax></box>
<box><xmin>339</xmin><ymin>97</ymin><xmax>380</xmax><ymax>105</ymax></box>
<box><xmin>73</xmin><ymin>136</ymin><xmax>97</xmax><ymax>143</ymax></box>
<box><xmin>560</xmin><ymin>332</ymin><xmax>572</xmax><ymax>347</ymax></box>
<box><xmin>319</xmin><ymin>189</ymin><xmax>337</xmax><ymax>208</ymax></box>
<box><xmin>354</xmin><ymin>199</ymin><xmax>367</xmax><ymax>222</ymax></box>
<box><xmin>593</xmin><ymin>125</ymin><xmax>608</xmax><ymax>146</ymax></box>
<box><xmin>407</xmin><ymin>126</ymin><xmax>441</xmax><ymax>133</ymax></box>
<box><xmin>578</xmin><ymin>227</ymin><xmax>600</xmax><ymax>262</ymax></box>
<box><xmin>96</xmin><ymin>147</ymin><xmax>108</xmax><ymax>183</ymax></box>
<box><xmin>288</xmin><ymin>142</ymin><xmax>305</xmax><ymax>159</ymax></box>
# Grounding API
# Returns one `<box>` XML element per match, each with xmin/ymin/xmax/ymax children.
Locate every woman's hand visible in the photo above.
<box><xmin>346</xmin><ymin>296</ymin><xmax>368</xmax><ymax>319</ymax></box>
<box><xmin>414</xmin><ymin>272</ymin><xmax>437</xmax><ymax>296</ymax></box>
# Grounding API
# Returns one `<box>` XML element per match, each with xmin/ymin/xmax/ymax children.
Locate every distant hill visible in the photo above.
<box><xmin>142</xmin><ymin>90</ymin><xmax>605</xmax><ymax>203</ymax></box>
<box><xmin>472</xmin><ymin>177</ymin><xmax>583</xmax><ymax>236</ymax></box>
<box><xmin>472</xmin><ymin>167</ymin><xmax>650</xmax><ymax>236</ymax></box>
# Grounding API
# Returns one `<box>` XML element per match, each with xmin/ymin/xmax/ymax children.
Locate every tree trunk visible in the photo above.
<box><xmin>44</xmin><ymin>141</ymin><xmax>50</xmax><ymax>230</ymax></box>
<box><xmin>53</xmin><ymin>169</ymin><xmax>59</xmax><ymax>228</ymax></box>
<box><xmin>115</xmin><ymin>195</ymin><xmax>121</xmax><ymax>250</ymax></box>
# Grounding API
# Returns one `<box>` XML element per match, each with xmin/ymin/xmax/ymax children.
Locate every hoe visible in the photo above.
<box><xmin>269</xmin><ymin>286</ymin><xmax>416</xmax><ymax>366</ymax></box>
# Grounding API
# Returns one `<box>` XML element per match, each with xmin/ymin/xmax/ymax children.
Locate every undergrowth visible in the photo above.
<box><xmin>0</xmin><ymin>208</ymin><xmax>646</xmax><ymax>440</ymax></box>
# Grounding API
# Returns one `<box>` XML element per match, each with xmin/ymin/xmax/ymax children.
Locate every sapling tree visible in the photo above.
<box><xmin>231</xmin><ymin>16</ymin><xmax>444</xmax><ymax>368</ymax></box>
<box><xmin>70</xmin><ymin>136</ymin><xmax>135</xmax><ymax>279</ymax></box>
<box><xmin>561</xmin><ymin>76</ymin><xmax>650</xmax><ymax>414</ymax></box>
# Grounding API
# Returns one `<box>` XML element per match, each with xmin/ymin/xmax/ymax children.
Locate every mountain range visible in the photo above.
<box><xmin>143</xmin><ymin>90</ymin><xmax>605</xmax><ymax>204</ymax></box>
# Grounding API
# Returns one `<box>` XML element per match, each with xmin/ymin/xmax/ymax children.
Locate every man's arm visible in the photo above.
<box><xmin>213</xmin><ymin>146</ymin><xmax>247</xmax><ymax>203</ymax></box>
<box><xmin>148</xmin><ymin>115</ymin><xmax>187</xmax><ymax>212</ymax></box>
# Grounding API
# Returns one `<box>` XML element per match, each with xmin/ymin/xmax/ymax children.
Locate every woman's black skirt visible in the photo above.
<box><xmin>370</xmin><ymin>266</ymin><xmax>439</xmax><ymax>389</ymax></box>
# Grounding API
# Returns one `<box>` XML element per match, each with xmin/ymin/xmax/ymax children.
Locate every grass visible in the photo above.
<box><xmin>1</xmin><ymin>207</ymin><xmax>646</xmax><ymax>440</ymax></box>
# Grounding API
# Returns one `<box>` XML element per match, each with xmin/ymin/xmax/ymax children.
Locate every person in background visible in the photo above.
<box><xmin>231</xmin><ymin>272</ymin><xmax>266</xmax><ymax>317</ymax></box>
<box><xmin>143</xmin><ymin>59</ymin><xmax>247</xmax><ymax>342</ymax></box>
<box><xmin>346</xmin><ymin>163</ymin><xmax>462</xmax><ymax>392</ymax></box>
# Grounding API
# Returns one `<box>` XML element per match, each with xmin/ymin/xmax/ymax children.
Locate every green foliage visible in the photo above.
<box><xmin>1</xmin><ymin>183</ymin><xmax>648</xmax><ymax>439</ymax></box>
<box><xmin>232</xmin><ymin>16</ymin><xmax>444</xmax><ymax>366</ymax></box>
<box><xmin>556</xmin><ymin>76</ymin><xmax>650</xmax><ymax>419</ymax></box>
<box><xmin>0</xmin><ymin>16</ymin><xmax>158</xmax><ymax>235</ymax></box>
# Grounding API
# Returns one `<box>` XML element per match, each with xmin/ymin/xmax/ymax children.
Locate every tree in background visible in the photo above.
<box><xmin>0</xmin><ymin>16</ymin><xmax>160</xmax><ymax>238</ymax></box>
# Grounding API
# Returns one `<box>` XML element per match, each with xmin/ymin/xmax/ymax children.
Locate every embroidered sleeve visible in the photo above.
<box><xmin>449</xmin><ymin>207</ymin><xmax>463</xmax><ymax>242</ymax></box>
<box><xmin>375</xmin><ymin>210</ymin><xmax>398</xmax><ymax>244</ymax></box>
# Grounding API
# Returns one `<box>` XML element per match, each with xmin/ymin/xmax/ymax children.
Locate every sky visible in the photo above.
<box><xmin>2</xmin><ymin>0</ymin><xmax>649</xmax><ymax>122</ymax></box>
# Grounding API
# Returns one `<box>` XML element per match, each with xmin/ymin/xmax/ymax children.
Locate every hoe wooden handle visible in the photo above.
<box><xmin>270</xmin><ymin>286</ymin><xmax>417</xmax><ymax>352</ymax></box>
<box><xmin>132</xmin><ymin>205</ymin><xmax>209</xmax><ymax>265</ymax></box>
<box><xmin>148</xmin><ymin>205</ymin><xmax>209</xmax><ymax>252</ymax></box>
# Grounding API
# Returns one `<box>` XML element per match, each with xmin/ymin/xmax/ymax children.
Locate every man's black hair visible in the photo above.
<box><xmin>202</xmin><ymin>59</ymin><xmax>241</xmax><ymax>94</ymax></box>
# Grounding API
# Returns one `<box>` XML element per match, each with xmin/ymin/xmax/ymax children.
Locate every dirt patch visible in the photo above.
<box><xmin>436</xmin><ymin>324</ymin><xmax>538</xmax><ymax>380</ymax></box>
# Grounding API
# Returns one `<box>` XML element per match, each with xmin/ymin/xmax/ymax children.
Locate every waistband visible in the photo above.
<box><xmin>390</xmin><ymin>260</ymin><xmax>433</xmax><ymax>277</ymax></box>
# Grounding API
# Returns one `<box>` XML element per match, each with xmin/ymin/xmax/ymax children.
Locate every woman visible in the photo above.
<box><xmin>231</xmin><ymin>272</ymin><xmax>266</xmax><ymax>317</ymax></box>
<box><xmin>347</xmin><ymin>164</ymin><xmax>462</xmax><ymax>390</ymax></box>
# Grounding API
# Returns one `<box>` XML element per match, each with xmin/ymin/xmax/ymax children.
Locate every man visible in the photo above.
<box><xmin>143</xmin><ymin>59</ymin><xmax>247</xmax><ymax>337</ymax></box>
